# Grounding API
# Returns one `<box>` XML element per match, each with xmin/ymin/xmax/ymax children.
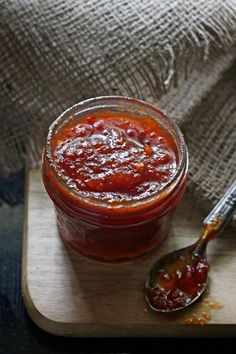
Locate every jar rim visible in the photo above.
<box><xmin>45</xmin><ymin>96</ymin><xmax>188</xmax><ymax>213</ymax></box>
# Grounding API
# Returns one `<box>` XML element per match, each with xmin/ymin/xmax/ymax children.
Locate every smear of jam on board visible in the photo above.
<box><xmin>183</xmin><ymin>298</ymin><xmax>223</xmax><ymax>325</ymax></box>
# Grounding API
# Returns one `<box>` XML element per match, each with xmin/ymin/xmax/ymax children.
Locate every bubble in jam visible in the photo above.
<box><xmin>52</xmin><ymin>112</ymin><xmax>178</xmax><ymax>204</ymax></box>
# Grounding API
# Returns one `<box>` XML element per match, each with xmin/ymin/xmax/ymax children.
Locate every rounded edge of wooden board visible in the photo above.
<box><xmin>21</xmin><ymin>167</ymin><xmax>67</xmax><ymax>336</ymax></box>
<box><xmin>21</xmin><ymin>272</ymin><xmax>188</xmax><ymax>337</ymax></box>
<box><xmin>21</xmin><ymin>272</ymin><xmax>62</xmax><ymax>335</ymax></box>
<box><xmin>21</xmin><ymin>276</ymin><xmax>236</xmax><ymax>338</ymax></box>
<box><xmin>22</xmin><ymin>271</ymin><xmax>106</xmax><ymax>337</ymax></box>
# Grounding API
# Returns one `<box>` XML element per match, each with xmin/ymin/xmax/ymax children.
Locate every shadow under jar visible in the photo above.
<box><xmin>42</xmin><ymin>96</ymin><xmax>188</xmax><ymax>262</ymax></box>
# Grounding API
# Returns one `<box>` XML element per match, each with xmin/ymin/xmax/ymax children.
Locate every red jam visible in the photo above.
<box><xmin>42</xmin><ymin>97</ymin><xmax>188</xmax><ymax>261</ymax></box>
<box><xmin>53</xmin><ymin>112</ymin><xmax>178</xmax><ymax>205</ymax></box>
<box><xmin>146</xmin><ymin>253</ymin><xmax>209</xmax><ymax>311</ymax></box>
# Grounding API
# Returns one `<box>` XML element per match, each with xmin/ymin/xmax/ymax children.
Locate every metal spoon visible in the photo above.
<box><xmin>145</xmin><ymin>179</ymin><xmax>236</xmax><ymax>312</ymax></box>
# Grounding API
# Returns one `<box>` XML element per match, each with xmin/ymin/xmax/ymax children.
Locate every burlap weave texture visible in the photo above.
<box><xmin>0</xmin><ymin>0</ymin><xmax>236</xmax><ymax>223</ymax></box>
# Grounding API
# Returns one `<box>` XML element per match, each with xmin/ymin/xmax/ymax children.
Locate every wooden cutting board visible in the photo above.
<box><xmin>22</xmin><ymin>169</ymin><xmax>236</xmax><ymax>337</ymax></box>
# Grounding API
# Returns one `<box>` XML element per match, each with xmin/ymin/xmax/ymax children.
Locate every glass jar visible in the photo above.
<box><xmin>42</xmin><ymin>96</ymin><xmax>188</xmax><ymax>262</ymax></box>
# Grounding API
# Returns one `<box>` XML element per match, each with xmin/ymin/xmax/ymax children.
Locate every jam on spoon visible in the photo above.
<box><xmin>145</xmin><ymin>179</ymin><xmax>236</xmax><ymax>312</ymax></box>
<box><xmin>145</xmin><ymin>245</ymin><xmax>210</xmax><ymax>312</ymax></box>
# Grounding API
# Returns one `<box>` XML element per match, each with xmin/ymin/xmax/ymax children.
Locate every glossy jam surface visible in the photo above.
<box><xmin>146</xmin><ymin>252</ymin><xmax>209</xmax><ymax>311</ymax></box>
<box><xmin>52</xmin><ymin>112</ymin><xmax>178</xmax><ymax>205</ymax></box>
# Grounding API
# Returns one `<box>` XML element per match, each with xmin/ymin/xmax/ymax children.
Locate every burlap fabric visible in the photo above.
<box><xmin>0</xmin><ymin>0</ymin><xmax>236</xmax><ymax>224</ymax></box>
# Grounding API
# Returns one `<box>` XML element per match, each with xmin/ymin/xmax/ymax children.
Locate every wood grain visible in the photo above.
<box><xmin>22</xmin><ymin>169</ymin><xmax>236</xmax><ymax>337</ymax></box>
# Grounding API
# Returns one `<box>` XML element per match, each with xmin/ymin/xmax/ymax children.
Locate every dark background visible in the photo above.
<box><xmin>0</xmin><ymin>170</ymin><xmax>235</xmax><ymax>354</ymax></box>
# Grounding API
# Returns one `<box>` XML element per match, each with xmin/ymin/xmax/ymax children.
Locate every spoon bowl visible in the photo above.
<box><xmin>145</xmin><ymin>243</ymin><xmax>209</xmax><ymax>312</ymax></box>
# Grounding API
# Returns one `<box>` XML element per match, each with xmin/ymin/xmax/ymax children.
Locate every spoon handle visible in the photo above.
<box><xmin>203</xmin><ymin>179</ymin><xmax>236</xmax><ymax>232</ymax></box>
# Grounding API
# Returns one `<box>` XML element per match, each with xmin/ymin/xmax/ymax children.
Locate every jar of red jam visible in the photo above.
<box><xmin>42</xmin><ymin>96</ymin><xmax>188</xmax><ymax>262</ymax></box>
